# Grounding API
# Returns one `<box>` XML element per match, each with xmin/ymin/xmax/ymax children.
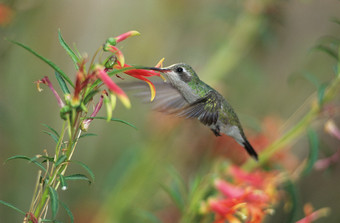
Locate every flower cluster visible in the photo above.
<box><xmin>14</xmin><ymin>30</ymin><xmax>166</xmax><ymax>222</ymax></box>
<box><xmin>201</xmin><ymin>166</ymin><xmax>280</xmax><ymax>223</ymax></box>
<box><xmin>36</xmin><ymin>30</ymin><xmax>164</xmax><ymax>130</ymax></box>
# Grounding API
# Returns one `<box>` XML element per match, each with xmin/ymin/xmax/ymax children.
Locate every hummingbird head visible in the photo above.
<box><xmin>146</xmin><ymin>63</ymin><xmax>201</xmax><ymax>92</ymax></box>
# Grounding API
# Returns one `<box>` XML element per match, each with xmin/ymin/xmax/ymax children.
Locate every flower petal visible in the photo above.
<box><xmin>114</xmin><ymin>30</ymin><xmax>140</xmax><ymax>43</ymax></box>
<box><xmin>155</xmin><ymin>57</ymin><xmax>165</xmax><ymax>68</ymax></box>
<box><xmin>129</xmin><ymin>74</ymin><xmax>156</xmax><ymax>101</ymax></box>
<box><xmin>82</xmin><ymin>92</ymin><xmax>105</xmax><ymax>130</ymax></box>
<box><xmin>97</xmin><ymin>67</ymin><xmax>131</xmax><ymax>108</ymax></box>
<box><xmin>325</xmin><ymin>120</ymin><xmax>340</xmax><ymax>140</ymax></box>
<box><xmin>38</xmin><ymin>76</ymin><xmax>65</xmax><ymax>108</ymax></box>
<box><xmin>215</xmin><ymin>179</ymin><xmax>245</xmax><ymax>199</ymax></box>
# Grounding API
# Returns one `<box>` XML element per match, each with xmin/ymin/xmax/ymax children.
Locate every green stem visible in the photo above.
<box><xmin>55</xmin><ymin>121</ymin><xmax>67</xmax><ymax>159</ymax></box>
<box><xmin>244</xmin><ymin>73</ymin><xmax>340</xmax><ymax>170</ymax></box>
<box><xmin>32</xmin><ymin>112</ymin><xmax>83</xmax><ymax>221</ymax></box>
<box><xmin>33</xmin><ymin>121</ymin><xmax>67</xmax><ymax>219</ymax></box>
<box><xmin>33</xmin><ymin>185</ymin><xmax>49</xmax><ymax>219</ymax></box>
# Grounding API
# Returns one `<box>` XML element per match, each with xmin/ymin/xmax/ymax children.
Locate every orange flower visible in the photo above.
<box><xmin>202</xmin><ymin>166</ymin><xmax>279</xmax><ymax>223</ymax></box>
<box><xmin>96</xmin><ymin>66</ymin><xmax>130</xmax><ymax>108</ymax></box>
<box><xmin>0</xmin><ymin>3</ymin><xmax>14</xmax><ymax>26</ymax></box>
<box><xmin>103</xmin><ymin>31</ymin><xmax>165</xmax><ymax>102</ymax></box>
<box><xmin>113</xmin><ymin>60</ymin><xmax>164</xmax><ymax>101</ymax></box>
<box><xmin>115</xmin><ymin>30</ymin><xmax>140</xmax><ymax>43</ymax></box>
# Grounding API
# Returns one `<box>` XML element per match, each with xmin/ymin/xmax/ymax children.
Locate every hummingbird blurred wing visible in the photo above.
<box><xmin>119</xmin><ymin>82</ymin><xmax>220</xmax><ymax>125</ymax></box>
<box><xmin>176</xmin><ymin>91</ymin><xmax>221</xmax><ymax>126</ymax></box>
<box><xmin>118</xmin><ymin>81</ymin><xmax>189</xmax><ymax>111</ymax></box>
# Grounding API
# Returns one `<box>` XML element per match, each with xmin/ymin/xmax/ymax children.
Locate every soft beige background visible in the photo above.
<box><xmin>1</xmin><ymin>0</ymin><xmax>340</xmax><ymax>222</ymax></box>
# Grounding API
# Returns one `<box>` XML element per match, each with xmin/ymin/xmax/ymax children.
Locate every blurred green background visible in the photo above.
<box><xmin>1</xmin><ymin>0</ymin><xmax>340</xmax><ymax>222</ymax></box>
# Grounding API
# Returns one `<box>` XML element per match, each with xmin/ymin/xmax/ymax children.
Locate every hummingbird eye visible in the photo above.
<box><xmin>176</xmin><ymin>67</ymin><xmax>183</xmax><ymax>73</ymax></box>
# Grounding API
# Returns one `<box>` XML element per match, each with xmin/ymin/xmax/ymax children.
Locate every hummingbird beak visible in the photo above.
<box><xmin>142</xmin><ymin>67</ymin><xmax>171</xmax><ymax>72</ymax></box>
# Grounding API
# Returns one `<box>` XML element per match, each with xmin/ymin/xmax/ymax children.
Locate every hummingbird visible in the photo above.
<box><xmin>126</xmin><ymin>63</ymin><xmax>258</xmax><ymax>160</ymax></box>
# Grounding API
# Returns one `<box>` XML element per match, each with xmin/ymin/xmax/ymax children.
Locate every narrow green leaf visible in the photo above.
<box><xmin>48</xmin><ymin>186</ymin><xmax>59</xmax><ymax>219</ymax></box>
<box><xmin>161</xmin><ymin>167</ymin><xmax>186</xmax><ymax>212</ymax></box>
<box><xmin>30</xmin><ymin>161</ymin><xmax>47</xmax><ymax>172</ymax></box>
<box><xmin>43</xmin><ymin>131</ymin><xmax>59</xmax><ymax>143</ymax></box>
<box><xmin>7</xmin><ymin>39</ymin><xmax>74</xmax><ymax>88</ymax></box>
<box><xmin>30</xmin><ymin>155</ymin><xmax>54</xmax><ymax>163</ymax></box>
<box><xmin>42</xmin><ymin>124</ymin><xmax>60</xmax><ymax>138</ymax></box>
<box><xmin>302</xmin><ymin>72</ymin><xmax>320</xmax><ymax>87</ymax></box>
<box><xmin>64</xmin><ymin>174</ymin><xmax>92</xmax><ymax>184</ymax></box>
<box><xmin>313</xmin><ymin>45</ymin><xmax>338</xmax><ymax>60</ymax></box>
<box><xmin>0</xmin><ymin>200</ymin><xmax>25</xmax><ymax>215</ymax></box>
<box><xmin>40</xmin><ymin>219</ymin><xmax>55</xmax><ymax>222</ymax></box>
<box><xmin>60</xmin><ymin>201</ymin><xmax>74</xmax><ymax>223</ymax></box>
<box><xmin>40</xmin><ymin>219</ymin><xmax>63</xmax><ymax>223</ymax></box>
<box><xmin>42</xmin><ymin>156</ymin><xmax>55</xmax><ymax>162</ymax></box>
<box><xmin>72</xmin><ymin>43</ymin><xmax>82</xmax><ymax>59</ymax></box>
<box><xmin>83</xmin><ymin>89</ymin><xmax>99</xmax><ymax>105</ymax></box>
<box><xmin>71</xmin><ymin>161</ymin><xmax>95</xmax><ymax>181</ymax></box>
<box><xmin>58</xmin><ymin>29</ymin><xmax>80</xmax><ymax>68</ymax></box>
<box><xmin>79</xmin><ymin>133</ymin><xmax>98</xmax><ymax>139</ymax></box>
<box><xmin>55</xmin><ymin>155</ymin><xmax>67</xmax><ymax>167</ymax></box>
<box><xmin>85</xmin><ymin>116</ymin><xmax>137</xmax><ymax>129</ymax></box>
<box><xmin>303</xmin><ymin>129</ymin><xmax>319</xmax><ymax>175</ymax></box>
<box><xmin>5</xmin><ymin>155</ymin><xmax>30</xmax><ymax>163</ymax></box>
<box><xmin>59</xmin><ymin>174</ymin><xmax>68</xmax><ymax>191</ymax></box>
<box><xmin>188</xmin><ymin>176</ymin><xmax>202</xmax><ymax>196</ymax></box>
<box><xmin>55</xmin><ymin>71</ymin><xmax>70</xmax><ymax>94</ymax></box>
<box><xmin>317</xmin><ymin>83</ymin><xmax>327</xmax><ymax>107</ymax></box>
<box><xmin>5</xmin><ymin>155</ymin><xmax>46</xmax><ymax>172</ymax></box>
<box><xmin>284</xmin><ymin>180</ymin><xmax>299</xmax><ymax>223</ymax></box>
<box><xmin>136</xmin><ymin>210</ymin><xmax>162</xmax><ymax>223</ymax></box>
<box><xmin>161</xmin><ymin>183</ymin><xmax>185</xmax><ymax>212</ymax></box>
<box><xmin>332</xmin><ymin>64</ymin><xmax>338</xmax><ymax>77</ymax></box>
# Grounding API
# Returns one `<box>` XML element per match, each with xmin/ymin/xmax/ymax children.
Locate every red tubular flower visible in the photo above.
<box><xmin>114</xmin><ymin>30</ymin><xmax>140</xmax><ymax>43</ymax></box>
<box><xmin>96</xmin><ymin>66</ymin><xmax>131</xmax><ymax>108</ymax></box>
<box><xmin>229</xmin><ymin>165</ymin><xmax>275</xmax><ymax>189</ymax></box>
<box><xmin>215</xmin><ymin>179</ymin><xmax>245</xmax><ymax>199</ymax></box>
<box><xmin>36</xmin><ymin>76</ymin><xmax>64</xmax><ymax>108</ymax></box>
<box><xmin>82</xmin><ymin>91</ymin><xmax>106</xmax><ymax>130</ymax></box>
<box><xmin>103</xmin><ymin>31</ymin><xmax>164</xmax><ymax>102</ymax></box>
<box><xmin>208</xmin><ymin>198</ymin><xmax>244</xmax><ymax>223</ymax></box>
<box><xmin>114</xmin><ymin>61</ymin><xmax>164</xmax><ymax>101</ymax></box>
<box><xmin>202</xmin><ymin>166</ymin><xmax>279</xmax><ymax>223</ymax></box>
<box><xmin>104</xmin><ymin>31</ymin><xmax>140</xmax><ymax>50</ymax></box>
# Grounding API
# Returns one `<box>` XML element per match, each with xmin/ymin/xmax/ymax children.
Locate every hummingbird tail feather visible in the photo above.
<box><xmin>243</xmin><ymin>139</ymin><xmax>258</xmax><ymax>161</ymax></box>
